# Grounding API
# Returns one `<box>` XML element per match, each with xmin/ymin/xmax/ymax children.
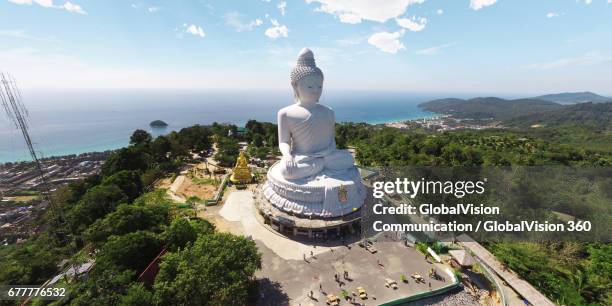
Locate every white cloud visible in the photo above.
<box><xmin>0</xmin><ymin>29</ymin><xmax>56</xmax><ymax>41</ymax></box>
<box><xmin>8</xmin><ymin>0</ymin><xmax>33</xmax><ymax>4</ymax></box>
<box><xmin>415</xmin><ymin>43</ymin><xmax>456</xmax><ymax>55</ymax></box>
<box><xmin>7</xmin><ymin>0</ymin><xmax>87</xmax><ymax>14</ymax></box>
<box><xmin>368</xmin><ymin>30</ymin><xmax>405</xmax><ymax>54</ymax></box>
<box><xmin>584</xmin><ymin>0</ymin><xmax>592</xmax><ymax>4</ymax></box>
<box><xmin>436</xmin><ymin>9</ymin><xmax>443</xmax><ymax>15</ymax></box>
<box><xmin>264</xmin><ymin>19</ymin><xmax>288</xmax><ymax>39</ymax></box>
<box><xmin>147</xmin><ymin>6</ymin><xmax>160</xmax><ymax>13</ymax></box>
<box><xmin>63</xmin><ymin>2</ymin><xmax>86</xmax><ymax>14</ymax></box>
<box><xmin>338</xmin><ymin>13</ymin><xmax>361</xmax><ymax>24</ymax></box>
<box><xmin>396</xmin><ymin>16</ymin><xmax>427</xmax><ymax>32</ymax></box>
<box><xmin>469</xmin><ymin>0</ymin><xmax>497</xmax><ymax>11</ymax></box>
<box><xmin>224</xmin><ymin>12</ymin><xmax>264</xmax><ymax>32</ymax></box>
<box><xmin>306</xmin><ymin>0</ymin><xmax>425</xmax><ymax>24</ymax></box>
<box><xmin>184</xmin><ymin>24</ymin><xmax>205</xmax><ymax>38</ymax></box>
<box><xmin>526</xmin><ymin>51</ymin><xmax>609</xmax><ymax>70</ymax></box>
<box><xmin>278</xmin><ymin>1</ymin><xmax>287</xmax><ymax>16</ymax></box>
<box><xmin>546</xmin><ymin>12</ymin><xmax>559</xmax><ymax>18</ymax></box>
<box><xmin>33</xmin><ymin>0</ymin><xmax>53</xmax><ymax>7</ymax></box>
<box><xmin>0</xmin><ymin>47</ymin><xmax>212</xmax><ymax>89</ymax></box>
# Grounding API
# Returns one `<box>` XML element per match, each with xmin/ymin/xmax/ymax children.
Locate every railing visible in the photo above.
<box><xmin>378</xmin><ymin>272</ymin><xmax>461</xmax><ymax>306</ymax></box>
<box><xmin>204</xmin><ymin>174</ymin><xmax>229</xmax><ymax>206</ymax></box>
<box><xmin>468</xmin><ymin>249</ymin><xmax>509</xmax><ymax>306</ymax></box>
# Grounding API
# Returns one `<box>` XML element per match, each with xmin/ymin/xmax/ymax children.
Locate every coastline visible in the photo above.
<box><xmin>1</xmin><ymin>112</ymin><xmax>440</xmax><ymax>165</ymax></box>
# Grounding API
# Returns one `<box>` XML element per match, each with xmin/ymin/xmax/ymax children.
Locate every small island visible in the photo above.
<box><xmin>149</xmin><ymin>120</ymin><xmax>168</xmax><ymax>128</ymax></box>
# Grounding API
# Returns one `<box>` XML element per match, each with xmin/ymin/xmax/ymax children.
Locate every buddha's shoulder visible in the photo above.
<box><xmin>316</xmin><ymin>104</ymin><xmax>334</xmax><ymax>113</ymax></box>
<box><xmin>277</xmin><ymin>103</ymin><xmax>334</xmax><ymax>117</ymax></box>
<box><xmin>317</xmin><ymin>104</ymin><xmax>335</xmax><ymax>119</ymax></box>
<box><xmin>277</xmin><ymin>105</ymin><xmax>296</xmax><ymax>116</ymax></box>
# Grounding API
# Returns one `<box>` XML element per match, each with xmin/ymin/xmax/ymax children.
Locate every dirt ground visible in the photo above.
<box><xmin>197</xmin><ymin>204</ymin><xmax>239</xmax><ymax>234</ymax></box>
<box><xmin>175</xmin><ymin>176</ymin><xmax>218</xmax><ymax>200</ymax></box>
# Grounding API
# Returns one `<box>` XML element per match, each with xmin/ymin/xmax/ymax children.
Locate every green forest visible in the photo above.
<box><xmin>0</xmin><ymin>124</ymin><xmax>260</xmax><ymax>306</ymax></box>
<box><xmin>0</xmin><ymin>117</ymin><xmax>610</xmax><ymax>305</ymax></box>
<box><xmin>333</xmin><ymin>122</ymin><xmax>611</xmax><ymax>305</ymax></box>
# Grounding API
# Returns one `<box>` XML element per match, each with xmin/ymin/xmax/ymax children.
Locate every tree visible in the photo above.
<box><xmin>101</xmin><ymin>147</ymin><xmax>149</xmax><ymax>177</ymax></box>
<box><xmin>245</xmin><ymin>119</ymin><xmax>264</xmax><ymax>135</ymax></box>
<box><xmin>120</xmin><ymin>283</ymin><xmax>155</xmax><ymax>306</ymax></box>
<box><xmin>178</xmin><ymin>125</ymin><xmax>212</xmax><ymax>153</ymax></box>
<box><xmin>130</xmin><ymin>129</ymin><xmax>153</xmax><ymax>146</ymax></box>
<box><xmin>254</xmin><ymin>146</ymin><xmax>270</xmax><ymax>160</ymax></box>
<box><xmin>154</xmin><ymin>233</ymin><xmax>261</xmax><ymax>306</ymax></box>
<box><xmin>150</xmin><ymin>136</ymin><xmax>173</xmax><ymax>162</ymax></box>
<box><xmin>211</xmin><ymin>122</ymin><xmax>237</xmax><ymax>138</ymax></box>
<box><xmin>0</xmin><ymin>233</ymin><xmax>60</xmax><ymax>285</ymax></box>
<box><xmin>215</xmin><ymin>137</ymin><xmax>240</xmax><ymax>167</ymax></box>
<box><xmin>102</xmin><ymin>170</ymin><xmax>143</xmax><ymax>202</ymax></box>
<box><xmin>141</xmin><ymin>168</ymin><xmax>164</xmax><ymax>188</ymax></box>
<box><xmin>164</xmin><ymin>218</ymin><xmax>215</xmax><ymax>251</ymax></box>
<box><xmin>70</xmin><ymin>267</ymin><xmax>136</xmax><ymax>306</ymax></box>
<box><xmin>251</xmin><ymin>134</ymin><xmax>264</xmax><ymax>147</ymax></box>
<box><xmin>67</xmin><ymin>184</ymin><xmax>128</xmax><ymax>233</ymax></box>
<box><xmin>95</xmin><ymin>231</ymin><xmax>163</xmax><ymax>273</ymax></box>
<box><xmin>84</xmin><ymin>204</ymin><xmax>168</xmax><ymax>244</ymax></box>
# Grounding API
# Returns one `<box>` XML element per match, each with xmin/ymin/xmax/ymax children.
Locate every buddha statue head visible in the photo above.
<box><xmin>290</xmin><ymin>48</ymin><xmax>324</xmax><ymax>105</ymax></box>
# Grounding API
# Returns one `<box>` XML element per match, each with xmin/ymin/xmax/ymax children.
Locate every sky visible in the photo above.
<box><xmin>0</xmin><ymin>0</ymin><xmax>611</xmax><ymax>95</ymax></box>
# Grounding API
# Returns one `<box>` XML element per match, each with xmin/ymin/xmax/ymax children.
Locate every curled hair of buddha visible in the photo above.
<box><xmin>290</xmin><ymin>48</ymin><xmax>323</xmax><ymax>102</ymax></box>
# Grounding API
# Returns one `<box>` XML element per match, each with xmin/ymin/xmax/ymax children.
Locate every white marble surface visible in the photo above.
<box><xmin>264</xmin><ymin>162</ymin><xmax>366</xmax><ymax>217</ymax></box>
<box><xmin>264</xmin><ymin>48</ymin><xmax>366</xmax><ymax>217</ymax></box>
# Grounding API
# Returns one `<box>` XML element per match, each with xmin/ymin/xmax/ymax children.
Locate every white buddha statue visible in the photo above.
<box><xmin>277</xmin><ymin>48</ymin><xmax>355</xmax><ymax>180</ymax></box>
<box><xmin>261</xmin><ymin>48</ymin><xmax>366</xmax><ymax>218</ymax></box>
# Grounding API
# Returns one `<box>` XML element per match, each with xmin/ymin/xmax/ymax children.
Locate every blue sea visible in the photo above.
<box><xmin>0</xmin><ymin>89</ymin><xmax>446</xmax><ymax>163</ymax></box>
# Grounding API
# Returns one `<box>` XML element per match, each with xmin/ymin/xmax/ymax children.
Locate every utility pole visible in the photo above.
<box><xmin>0</xmin><ymin>72</ymin><xmax>66</xmax><ymax>244</ymax></box>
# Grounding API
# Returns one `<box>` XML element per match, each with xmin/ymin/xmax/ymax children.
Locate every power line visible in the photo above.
<box><xmin>0</xmin><ymin>72</ymin><xmax>67</xmax><ymax>244</ymax></box>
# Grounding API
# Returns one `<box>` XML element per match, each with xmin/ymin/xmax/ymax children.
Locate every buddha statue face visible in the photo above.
<box><xmin>294</xmin><ymin>74</ymin><xmax>323</xmax><ymax>104</ymax></box>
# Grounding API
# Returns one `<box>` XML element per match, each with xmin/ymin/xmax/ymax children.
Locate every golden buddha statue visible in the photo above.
<box><xmin>230</xmin><ymin>151</ymin><xmax>252</xmax><ymax>184</ymax></box>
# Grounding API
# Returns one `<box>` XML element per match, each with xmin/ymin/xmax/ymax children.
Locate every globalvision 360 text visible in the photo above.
<box><xmin>372</xmin><ymin>220</ymin><xmax>592</xmax><ymax>233</ymax></box>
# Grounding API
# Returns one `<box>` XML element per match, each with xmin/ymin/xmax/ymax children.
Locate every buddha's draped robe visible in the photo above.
<box><xmin>279</xmin><ymin>106</ymin><xmax>354</xmax><ymax>180</ymax></box>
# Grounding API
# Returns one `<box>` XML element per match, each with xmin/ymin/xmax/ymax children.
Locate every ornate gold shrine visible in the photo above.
<box><xmin>230</xmin><ymin>151</ymin><xmax>252</xmax><ymax>184</ymax></box>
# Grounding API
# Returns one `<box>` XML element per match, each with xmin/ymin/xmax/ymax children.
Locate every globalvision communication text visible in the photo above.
<box><xmin>370</xmin><ymin>178</ymin><xmax>593</xmax><ymax>234</ymax></box>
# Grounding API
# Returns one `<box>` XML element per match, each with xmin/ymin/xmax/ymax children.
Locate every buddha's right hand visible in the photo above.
<box><xmin>283</xmin><ymin>155</ymin><xmax>296</xmax><ymax>173</ymax></box>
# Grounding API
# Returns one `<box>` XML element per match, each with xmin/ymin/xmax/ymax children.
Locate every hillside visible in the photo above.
<box><xmin>532</xmin><ymin>91</ymin><xmax>612</xmax><ymax>104</ymax></box>
<box><xmin>419</xmin><ymin>97</ymin><xmax>562</xmax><ymax>120</ymax></box>
<box><xmin>419</xmin><ymin>96</ymin><xmax>612</xmax><ymax>130</ymax></box>
<box><xmin>506</xmin><ymin>102</ymin><xmax>612</xmax><ymax>129</ymax></box>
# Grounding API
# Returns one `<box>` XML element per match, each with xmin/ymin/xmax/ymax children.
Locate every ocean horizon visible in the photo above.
<box><xmin>0</xmin><ymin>89</ymin><xmax>455</xmax><ymax>163</ymax></box>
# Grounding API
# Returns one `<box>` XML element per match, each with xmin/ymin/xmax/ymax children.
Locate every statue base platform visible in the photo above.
<box><xmin>254</xmin><ymin>187</ymin><xmax>363</xmax><ymax>239</ymax></box>
<box><xmin>262</xmin><ymin>162</ymin><xmax>366</xmax><ymax>218</ymax></box>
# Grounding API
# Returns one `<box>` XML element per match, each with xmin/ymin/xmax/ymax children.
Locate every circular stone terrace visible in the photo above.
<box><xmin>254</xmin><ymin>186</ymin><xmax>363</xmax><ymax>240</ymax></box>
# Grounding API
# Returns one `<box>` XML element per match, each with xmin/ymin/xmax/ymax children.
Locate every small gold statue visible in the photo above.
<box><xmin>230</xmin><ymin>151</ymin><xmax>252</xmax><ymax>184</ymax></box>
